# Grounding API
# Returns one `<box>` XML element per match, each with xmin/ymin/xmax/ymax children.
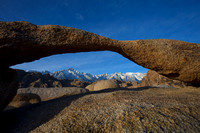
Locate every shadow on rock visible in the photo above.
<box><xmin>1</xmin><ymin>86</ymin><xmax>151</xmax><ymax>132</ymax></box>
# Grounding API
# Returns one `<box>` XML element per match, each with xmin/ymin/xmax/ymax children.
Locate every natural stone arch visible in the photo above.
<box><xmin>0</xmin><ymin>21</ymin><xmax>200</xmax><ymax>110</ymax></box>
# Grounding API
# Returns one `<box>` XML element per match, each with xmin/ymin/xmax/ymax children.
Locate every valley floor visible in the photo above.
<box><xmin>1</xmin><ymin>87</ymin><xmax>200</xmax><ymax>133</ymax></box>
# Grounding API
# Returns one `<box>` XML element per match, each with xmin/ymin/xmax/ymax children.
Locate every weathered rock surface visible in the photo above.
<box><xmin>17</xmin><ymin>87</ymin><xmax>89</xmax><ymax>101</ymax></box>
<box><xmin>0</xmin><ymin>21</ymin><xmax>199</xmax><ymax>84</ymax></box>
<box><xmin>120</xmin><ymin>40</ymin><xmax>200</xmax><ymax>84</ymax></box>
<box><xmin>6</xmin><ymin>93</ymin><xmax>41</xmax><ymax>110</ymax></box>
<box><xmin>115</xmin><ymin>79</ymin><xmax>138</xmax><ymax>88</ymax></box>
<box><xmin>63</xmin><ymin>79</ymin><xmax>90</xmax><ymax>88</ymax></box>
<box><xmin>138</xmin><ymin>70</ymin><xmax>187</xmax><ymax>88</ymax></box>
<box><xmin>5</xmin><ymin>87</ymin><xmax>89</xmax><ymax>110</ymax></box>
<box><xmin>0</xmin><ymin>21</ymin><xmax>200</xmax><ymax>110</ymax></box>
<box><xmin>86</xmin><ymin>79</ymin><xmax>119</xmax><ymax>91</ymax></box>
<box><xmin>1</xmin><ymin>87</ymin><xmax>200</xmax><ymax>132</ymax></box>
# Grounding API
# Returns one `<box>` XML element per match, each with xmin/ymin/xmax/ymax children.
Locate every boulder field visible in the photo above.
<box><xmin>0</xmin><ymin>21</ymin><xmax>200</xmax><ymax>110</ymax></box>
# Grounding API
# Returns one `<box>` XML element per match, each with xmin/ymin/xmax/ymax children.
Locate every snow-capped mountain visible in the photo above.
<box><xmin>39</xmin><ymin>68</ymin><xmax>146</xmax><ymax>82</ymax></box>
<box><xmin>51</xmin><ymin>68</ymin><xmax>96</xmax><ymax>82</ymax></box>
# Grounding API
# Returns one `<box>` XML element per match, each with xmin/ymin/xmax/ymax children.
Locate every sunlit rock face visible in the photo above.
<box><xmin>0</xmin><ymin>21</ymin><xmax>200</xmax><ymax>110</ymax></box>
<box><xmin>86</xmin><ymin>79</ymin><xmax>120</xmax><ymax>91</ymax></box>
<box><xmin>138</xmin><ymin>70</ymin><xmax>188</xmax><ymax>88</ymax></box>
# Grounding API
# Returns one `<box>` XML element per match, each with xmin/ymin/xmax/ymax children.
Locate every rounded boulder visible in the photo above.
<box><xmin>92</xmin><ymin>80</ymin><xmax>120</xmax><ymax>91</ymax></box>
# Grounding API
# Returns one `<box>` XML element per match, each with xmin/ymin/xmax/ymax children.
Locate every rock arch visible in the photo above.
<box><xmin>0</xmin><ymin>21</ymin><xmax>200</xmax><ymax>110</ymax></box>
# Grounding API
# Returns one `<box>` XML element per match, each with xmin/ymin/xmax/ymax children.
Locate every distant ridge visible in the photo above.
<box><xmin>26</xmin><ymin>68</ymin><xmax>146</xmax><ymax>82</ymax></box>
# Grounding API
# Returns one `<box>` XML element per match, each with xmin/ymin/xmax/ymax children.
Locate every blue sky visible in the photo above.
<box><xmin>1</xmin><ymin>0</ymin><xmax>200</xmax><ymax>74</ymax></box>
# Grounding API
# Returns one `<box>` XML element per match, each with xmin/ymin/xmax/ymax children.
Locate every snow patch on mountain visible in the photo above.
<box><xmin>39</xmin><ymin>68</ymin><xmax>146</xmax><ymax>82</ymax></box>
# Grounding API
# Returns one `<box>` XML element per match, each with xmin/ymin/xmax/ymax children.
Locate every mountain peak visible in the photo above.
<box><xmin>49</xmin><ymin>68</ymin><xmax>146</xmax><ymax>82</ymax></box>
<box><xmin>67</xmin><ymin>68</ymin><xmax>75</xmax><ymax>71</ymax></box>
<box><xmin>26</xmin><ymin>68</ymin><xmax>146</xmax><ymax>82</ymax></box>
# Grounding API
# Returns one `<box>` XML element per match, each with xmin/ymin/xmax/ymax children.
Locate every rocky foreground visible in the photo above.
<box><xmin>1</xmin><ymin>86</ymin><xmax>199</xmax><ymax>133</ymax></box>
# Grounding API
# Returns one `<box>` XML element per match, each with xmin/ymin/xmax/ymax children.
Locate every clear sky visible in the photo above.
<box><xmin>1</xmin><ymin>0</ymin><xmax>200</xmax><ymax>74</ymax></box>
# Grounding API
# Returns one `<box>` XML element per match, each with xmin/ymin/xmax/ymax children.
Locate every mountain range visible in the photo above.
<box><xmin>26</xmin><ymin>68</ymin><xmax>146</xmax><ymax>82</ymax></box>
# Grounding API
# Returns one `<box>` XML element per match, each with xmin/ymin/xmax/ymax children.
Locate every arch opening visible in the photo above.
<box><xmin>11</xmin><ymin>51</ymin><xmax>148</xmax><ymax>75</ymax></box>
